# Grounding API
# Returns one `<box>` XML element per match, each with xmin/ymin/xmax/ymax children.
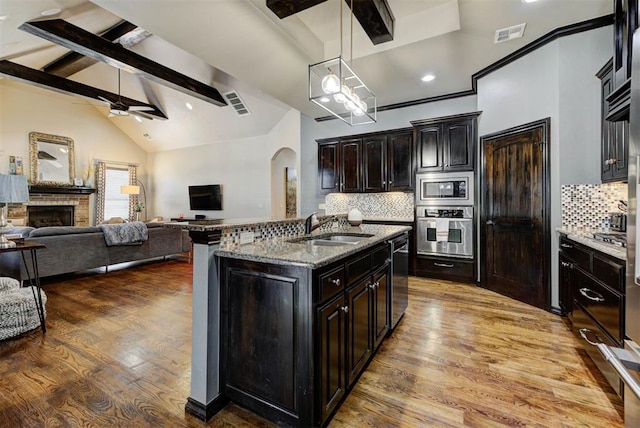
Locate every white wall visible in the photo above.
<box><xmin>0</xmin><ymin>80</ymin><xmax>149</xmax><ymax>224</ymax></box>
<box><xmin>477</xmin><ymin>26</ymin><xmax>612</xmax><ymax>309</ymax></box>
<box><xmin>299</xmin><ymin>95</ymin><xmax>479</xmax><ymax>215</ymax></box>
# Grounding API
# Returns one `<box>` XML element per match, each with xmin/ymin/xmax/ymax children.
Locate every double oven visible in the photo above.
<box><xmin>415</xmin><ymin>171</ymin><xmax>474</xmax><ymax>259</ymax></box>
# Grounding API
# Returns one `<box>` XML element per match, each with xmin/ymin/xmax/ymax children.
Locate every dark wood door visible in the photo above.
<box><xmin>372</xmin><ymin>268</ymin><xmax>388</xmax><ymax>350</ymax></box>
<box><xmin>480</xmin><ymin>118</ymin><xmax>550</xmax><ymax>310</ymax></box>
<box><xmin>415</xmin><ymin>124</ymin><xmax>443</xmax><ymax>172</ymax></box>
<box><xmin>317</xmin><ymin>294</ymin><xmax>347</xmax><ymax>424</ymax></box>
<box><xmin>387</xmin><ymin>131</ymin><xmax>413</xmax><ymax>191</ymax></box>
<box><xmin>363</xmin><ymin>136</ymin><xmax>387</xmax><ymax>192</ymax></box>
<box><xmin>346</xmin><ymin>277</ymin><xmax>371</xmax><ymax>387</ymax></box>
<box><xmin>340</xmin><ymin>139</ymin><xmax>363</xmax><ymax>193</ymax></box>
<box><xmin>318</xmin><ymin>141</ymin><xmax>340</xmax><ymax>194</ymax></box>
<box><xmin>444</xmin><ymin>119</ymin><xmax>474</xmax><ymax>171</ymax></box>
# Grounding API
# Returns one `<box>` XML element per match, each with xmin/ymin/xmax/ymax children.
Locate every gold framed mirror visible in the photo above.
<box><xmin>29</xmin><ymin>132</ymin><xmax>75</xmax><ymax>185</ymax></box>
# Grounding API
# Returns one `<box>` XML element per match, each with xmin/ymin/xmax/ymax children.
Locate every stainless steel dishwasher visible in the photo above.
<box><xmin>389</xmin><ymin>233</ymin><xmax>409</xmax><ymax>331</ymax></box>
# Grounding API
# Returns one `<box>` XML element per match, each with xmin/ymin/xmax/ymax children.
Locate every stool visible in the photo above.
<box><xmin>0</xmin><ymin>277</ymin><xmax>47</xmax><ymax>340</ymax></box>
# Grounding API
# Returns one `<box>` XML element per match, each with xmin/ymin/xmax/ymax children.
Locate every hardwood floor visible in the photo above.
<box><xmin>0</xmin><ymin>260</ymin><xmax>623</xmax><ymax>427</ymax></box>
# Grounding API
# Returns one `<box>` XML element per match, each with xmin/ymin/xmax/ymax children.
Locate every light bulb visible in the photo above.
<box><xmin>321</xmin><ymin>72</ymin><xmax>340</xmax><ymax>94</ymax></box>
<box><xmin>333</xmin><ymin>84</ymin><xmax>349</xmax><ymax>103</ymax></box>
<box><xmin>353</xmin><ymin>106</ymin><xmax>365</xmax><ymax>116</ymax></box>
<box><xmin>360</xmin><ymin>100</ymin><xmax>368</xmax><ymax>113</ymax></box>
<box><xmin>345</xmin><ymin>99</ymin><xmax>357</xmax><ymax>111</ymax></box>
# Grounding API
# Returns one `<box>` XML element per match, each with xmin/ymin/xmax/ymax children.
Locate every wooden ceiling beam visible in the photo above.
<box><xmin>345</xmin><ymin>0</ymin><xmax>394</xmax><ymax>45</ymax></box>
<box><xmin>19</xmin><ymin>19</ymin><xmax>227</xmax><ymax>107</ymax></box>
<box><xmin>0</xmin><ymin>60</ymin><xmax>168</xmax><ymax>120</ymax></box>
<box><xmin>266</xmin><ymin>0</ymin><xmax>328</xmax><ymax>19</ymax></box>
<box><xmin>41</xmin><ymin>20</ymin><xmax>138</xmax><ymax>78</ymax></box>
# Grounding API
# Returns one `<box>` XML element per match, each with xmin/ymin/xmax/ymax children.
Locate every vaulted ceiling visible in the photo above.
<box><xmin>0</xmin><ymin>0</ymin><xmax>612</xmax><ymax>152</ymax></box>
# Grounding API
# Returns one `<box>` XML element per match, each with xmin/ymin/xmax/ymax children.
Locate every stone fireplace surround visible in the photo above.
<box><xmin>7</xmin><ymin>187</ymin><xmax>92</xmax><ymax>227</ymax></box>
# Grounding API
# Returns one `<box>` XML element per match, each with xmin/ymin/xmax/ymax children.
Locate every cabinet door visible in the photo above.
<box><xmin>346</xmin><ymin>278</ymin><xmax>372</xmax><ymax>386</ymax></box>
<box><xmin>387</xmin><ymin>131</ymin><xmax>413</xmax><ymax>191</ymax></box>
<box><xmin>612</xmin><ymin>120</ymin><xmax>629</xmax><ymax>181</ymax></box>
<box><xmin>600</xmin><ymin>62</ymin><xmax>615</xmax><ymax>181</ymax></box>
<box><xmin>372</xmin><ymin>267</ymin><xmax>389</xmax><ymax>350</ymax></box>
<box><xmin>416</xmin><ymin>125</ymin><xmax>443</xmax><ymax>172</ymax></box>
<box><xmin>363</xmin><ymin>136</ymin><xmax>387</xmax><ymax>192</ymax></box>
<box><xmin>318</xmin><ymin>141</ymin><xmax>340</xmax><ymax>194</ymax></box>
<box><xmin>340</xmin><ymin>139</ymin><xmax>363</xmax><ymax>193</ymax></box>
<box><xmin>559</xmin><ymin>254</ymin><xmax>573</xmax><ymax>316</ymax></box>
<box><xmin>444</xmin><ymin>119</ymin><xmax>474</xmax><ymax>171</ymax></box>
<box><xmin>317</xmin><ymin>294</ymin><xmax>347</xmax><ymax>424</ymax></box>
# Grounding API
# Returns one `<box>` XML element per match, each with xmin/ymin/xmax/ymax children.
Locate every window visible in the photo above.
<box><xmin>103</xmin><ymin>167</ymin><xmax>130</xmax><ymax>220</ymax></box>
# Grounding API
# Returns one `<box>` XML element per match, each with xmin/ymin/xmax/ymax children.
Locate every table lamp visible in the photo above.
<box><xmin>0</xmin><ymin>174</ymin><xmax>30</xmax><ymax>248</ymax></box>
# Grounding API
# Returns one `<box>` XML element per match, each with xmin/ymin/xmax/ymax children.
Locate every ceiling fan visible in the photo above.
<box><xmin>99</xmin><ymin>69</ymin><xmax>154</xmax><ymax>118</ymax></box>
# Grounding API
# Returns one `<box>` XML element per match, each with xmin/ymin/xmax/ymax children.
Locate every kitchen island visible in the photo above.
<box><xmin>165</xmin><ymin>218</ymin><xmax>410</xmax><ymax>426</ymax></box>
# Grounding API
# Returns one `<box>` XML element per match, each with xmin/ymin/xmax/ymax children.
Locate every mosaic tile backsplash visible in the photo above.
<box><xmin>324</xmin><ymin>192</ymin><xmax>414</xmax><ymax>221</ymax></box>
<box><xmin>561</xmin><ymin>183</ymin><xmax>627</xmax><ymax>230</ymax></box>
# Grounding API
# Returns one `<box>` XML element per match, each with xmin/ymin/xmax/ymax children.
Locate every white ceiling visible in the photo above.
<box><xmin>0</xmin><ymin>0</ymin><xmax>612</xmax><ymax>152</ymax></box>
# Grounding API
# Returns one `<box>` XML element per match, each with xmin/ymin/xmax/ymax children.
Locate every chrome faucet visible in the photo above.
<box><xmin>304</xmin><ymin>212</ymin><xmax>337</xmax><ymax>234</ymax></box>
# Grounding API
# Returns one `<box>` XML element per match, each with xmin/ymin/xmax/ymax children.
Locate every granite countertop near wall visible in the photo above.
<box><xmin>556</xmin><ymin>227</ymin><xmax>626</xmax><ymax>261</ymax></box>
<box><xmin>163</xmin><ymin>217</ymin><xmax>296</xmax><ymax>231</ymax></box>
<box><xmin>216</xmin><ymin>224</ymin><xmax>410</xmax><ymax>269</ymax></box>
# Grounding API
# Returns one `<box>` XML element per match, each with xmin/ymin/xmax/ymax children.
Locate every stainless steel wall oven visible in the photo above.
<box><xmin>416</xmin><ymin>206</ymin><xmax>474</xmax><ymax>259</ymax></box>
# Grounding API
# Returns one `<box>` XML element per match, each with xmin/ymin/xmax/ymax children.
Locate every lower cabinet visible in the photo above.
<box><xmin>220</xmin><ymin>242</ymin><xmax>391</xmax><ymax>427</ymax></box>
<box><xmin>414</xmin><ymin>254</ymin><xmax>475</xmax><ymax>283</ymax></box>
<box><xmin>558</xmin><ymin>234</ymin><xmax>625</xmax><ymax>397</ymax></box>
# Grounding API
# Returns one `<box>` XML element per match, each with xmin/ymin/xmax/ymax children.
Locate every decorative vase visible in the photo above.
<box><xmin>347</xmin><ymin>208</ymin><xmax>363</xmax><ymax>226</ymax></box>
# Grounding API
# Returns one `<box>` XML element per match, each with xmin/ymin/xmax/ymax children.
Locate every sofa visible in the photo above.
<box><xmin>0</xmin><ymin>223</ymin><xmax>191</xmax><ymax>282</ymax></box>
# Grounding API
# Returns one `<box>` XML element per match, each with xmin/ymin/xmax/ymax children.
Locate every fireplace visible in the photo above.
<box><xmin>27</xmin><ymin>205</ymin><xmax>75</xmax><ymax>228</ymax></box>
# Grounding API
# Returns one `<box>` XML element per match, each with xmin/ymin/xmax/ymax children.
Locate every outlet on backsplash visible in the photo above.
<box><xmin>561</xmin><ymin>183</ymin><xmax>627</xmax><ymax>230</ymax></box>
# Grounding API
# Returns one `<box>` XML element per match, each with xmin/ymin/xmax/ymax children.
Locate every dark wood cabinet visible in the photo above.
<box><xmin>220</xmin><ymin>240</ymin><xmax>394</xmax><ymax>427</ymax></box>
<box><xmin>318</xmin><ymin>141</ymin><xmax>340</xmax><ymax>194</ymax></box>
<box><xmin>363</xmin><ymin>130</ymin><xmax>414</xmax><ymax>192</ymax></box>
<box><xmin>412</xmin><ymin>112</ymin><xmax>479</xmax><ymax>173</ymax></box>
<box><xmin>340</xmin><ymin>139</ymin><xmax>363</xmax><ymax>193</ymax></box>
<box><xmin>597</xmin><ymin>59</ymin><xmax>629</xmax><ymax>182</ymax></box>
<box><xmin>558</xmin><ymin>234</ymin><xmax>625</xmax><ymax>396</ymax></box>
<box><xmin>318</xmin><ymin>128</ymin><xmax>413</xmax><ymax>195</ymax></box>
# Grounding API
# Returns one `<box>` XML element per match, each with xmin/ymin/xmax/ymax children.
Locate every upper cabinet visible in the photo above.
<box><xmin>318</xmin><ymin>128</ymin><xmax>413</xmax><ymax>195</ymax></box>
<box><xmin>411</xmin><ymin>112</ymin><xmax>480</xmax><ymax>173</ymax></box>
<box><xmin>598</xmin><ymin>59</ymin><xmax>629</xmax><ymax>182</ymax></box>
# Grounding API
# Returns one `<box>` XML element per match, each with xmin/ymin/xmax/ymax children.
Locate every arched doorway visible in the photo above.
<box><xmin>271</xmin><ymin>148</ymin><xmax>297</xmax><ymax>218</ymax></box>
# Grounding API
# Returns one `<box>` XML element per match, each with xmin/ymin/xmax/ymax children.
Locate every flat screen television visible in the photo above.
<box><xmin>189</xmin><ymin>184</ymin><xmax>222</xmax><ymax>211</ymax></box>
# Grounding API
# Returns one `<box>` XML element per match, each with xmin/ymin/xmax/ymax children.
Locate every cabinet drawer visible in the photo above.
<box><xmin>416</xmin><ymin>256</ymin><xmax>474</xmax><ymax>278</ymax></box>
<box><xmin>572</xmin><ymin>302</ymin><xmax>622</xmax><ymax>396</ymax></box>
<box><xmin>371</xmin><ymin>244</ymin><xmax>389</xmax><ymax>268</ymax></box>
<box><xmin>572</xmin><ymin>269</ymin><xmax>623</xmax><ymax>342</ymax></box>
<box><xmin>318</xmin><ymin>266</ymin><xmax>345</xmax><ymax>303</ymax></box>
<box><xmin>559</xmin><ymin>237</ymin><xmax>591</xmax><ymax>271</ymax></box>
<box><xmin>592</xmin><ymin>253</ymin><xmax>624</xmax><ymax>293</ymax></box>
<box><xmin>346</xmin><ymin>252</ymin><xmax>372</xmax><ymax>286</ymax></box>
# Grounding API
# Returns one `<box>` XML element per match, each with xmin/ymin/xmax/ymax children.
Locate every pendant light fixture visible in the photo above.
<box><xmin>308</xmin><ymin>0</ymin><xmax>376</xmax><ymax>125</ymax></box>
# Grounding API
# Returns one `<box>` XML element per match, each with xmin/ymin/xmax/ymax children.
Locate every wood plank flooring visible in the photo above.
<box><xmin>0</xmin><ymin>259</ymin><xmax>624</xmax><ymax>427</ymax></box>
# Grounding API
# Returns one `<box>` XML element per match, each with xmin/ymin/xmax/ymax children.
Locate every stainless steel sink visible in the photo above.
<box><xmin>288</xmin><ymin>233</ymin><xmax>374</xmax><ymax>246</ymax></box>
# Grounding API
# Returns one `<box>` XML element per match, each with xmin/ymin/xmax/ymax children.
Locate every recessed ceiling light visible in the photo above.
<box><xmin>134</xmin><ymin>116</ymin><xmax>142</xmax><ymax>123</ymax></box>
<box><xmin>421</xmin><ymin>74</ymin><xmax>435</xmax><ymax>82</ymax></box>
<box><xmin>0</xmin><ymin>15</ymin><xmax>9</xmax><ymax>23</ymax></box>
<box><xmin>185</xmin><ymin>102</ymin><xmax>193</xmax><ymax>110</ymax></box>
<box><xmin>41</xmin><ymin>8</ymin><xmax>62</xmax><ymax>16</ymax></box>
<box><xmin>521</xmin><ymin>0</ymin><xmax>539</xmax><ymax>3</ymax></box>
<box><xmin>320</xmin><ymin>97</ymin><xmax>330</xmax><ymax>103</ymax></box>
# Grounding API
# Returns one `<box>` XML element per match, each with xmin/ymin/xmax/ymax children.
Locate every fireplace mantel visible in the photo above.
<box><xmin>29</xmin><ymin>186</ymin><xmax>96</xmax><ymax>195</ymax></box>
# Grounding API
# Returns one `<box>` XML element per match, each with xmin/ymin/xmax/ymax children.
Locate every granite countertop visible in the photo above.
<box><xmin>216</xmin><ymin>224</ymin><xmax>411</xmax><ymax>269</ymax></box>
<box><xmin>163</xmin><ymin>216</ymin><xmax>299</xmax><ymax>231</ymax></box>
<box><xmin>556</xmin><ymin>227</ymin><xmax>626</xmax><ymax>261</ymax></box>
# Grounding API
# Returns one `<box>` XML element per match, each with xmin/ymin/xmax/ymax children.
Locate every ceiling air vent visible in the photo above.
<box><xmin>494</xmin><ymin>23</ymin><xmax>526</xmax><ymax>44</ymax></box>
<box><xmin>223</xmin><ymin>91</ymin><xmax>251</xmax><ymax>117</ymax></box>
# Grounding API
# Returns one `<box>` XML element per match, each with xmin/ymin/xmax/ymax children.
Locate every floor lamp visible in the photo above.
<box><xmin>121</xmin><ymin>180</ymin><xmax>147</xmax><ymax>222</ymax></box>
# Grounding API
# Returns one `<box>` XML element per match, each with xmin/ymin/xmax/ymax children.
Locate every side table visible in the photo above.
<box><xmin>0</xmin><ymin>240</ymin><xmax>47</xmax><ymax>333</ymax></box>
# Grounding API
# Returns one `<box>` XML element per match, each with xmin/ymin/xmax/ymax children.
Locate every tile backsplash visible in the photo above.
<box><xmin>324</xmin><ymin>192</ymin><xmax>414</xmax><ymax>221</ymax></box>
<box><xmin>561</xmin><ymin>183</ymin><xmax>627</xmax><ymax>230</ymax></box>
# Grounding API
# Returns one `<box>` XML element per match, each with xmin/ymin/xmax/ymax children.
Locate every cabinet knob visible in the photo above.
<box><xmin>389</xmin><ymin>181</ymin><xmax>393</xmax><ymax>184</ymax></box>
<box><xmin>561</xmin><ymin>261</ymin><xmax>572</xmax><ymax>268</ymax></box>
<box><xmin>382</xmin><ymin>181</ymin><xmax>386</xmax><ymax>185</ymax></box>
<box><xmin>341</xmin><ymin>306</ymin><xmax>349</xmax><ymax>313</ymax></box>
<box><xmin>611</xmin><ymin>158</ymin><xmax>618</xmax><ymax>164</ymax></box>
<box><xmin>604</xmin><ymin>159</ymin><xmax>610</xmax><ymax>165</ymax></box>
<box><xmin>330</xmin><ymin>278</ymin><xmax>341</xmax><ymax>286</ymax></box>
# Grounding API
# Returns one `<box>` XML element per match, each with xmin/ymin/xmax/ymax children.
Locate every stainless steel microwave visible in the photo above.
<box><xmin>416</xmin><ymin>171</ymin><xmax>474</xmax><ymax>206</ymax></box>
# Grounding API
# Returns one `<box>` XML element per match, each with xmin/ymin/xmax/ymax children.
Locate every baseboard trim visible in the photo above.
<box><xmin>185</xmin><ymin>396</ymin><xmax>229</xmax><ymax>421</ymax></box>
